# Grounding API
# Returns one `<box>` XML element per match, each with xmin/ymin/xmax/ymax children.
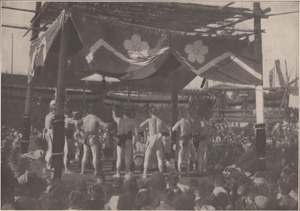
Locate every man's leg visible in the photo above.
<box><xmin>184</xmin><ymin>140</ymin><xmax>191</xmax><ymax>176</ymax></box>
<box><xmin>178</xmin><ymin>140</ymin><xmax>184</xmax><ymax>173</ymax></box>
<box><xmin>203</xmin><ymin>143</ymin><xmax>208</xmax><ymax>173</ymax></box>
<box><xmin>63</xmin><ymin>137</ymin><xmax>71</xmax><ymax>173</ymax></box>
<box><xmin>113</xmin><ymin>145</ymin><xmax>122</xmax><ymax>177</ymax></box>
<box><xmin>90</xmin><ymin>137</ymin><xmax>100</xmax><ymax>176</ymax></box>
<box><xmin>143</xmin><ymin>140</ymin><xmax>154</xmax><ymax>178</ymax></box>
<box><xmin>156</xmin><ymin>140</ymin><xmax>164</xmax><ymax>173</ymax></box>
<box><xmin>81</xmin><ymin>144</ymin><xmax>90</xmax><ymax>174</ymax></box>
<box><xmin>124</xmin><ymin>140</ymin><xmax>133</xmax><ymax>174</ymax></box>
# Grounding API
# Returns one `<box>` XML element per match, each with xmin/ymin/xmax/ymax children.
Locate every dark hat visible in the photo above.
<box><xmin>149</xmin><ymin>171</ymin><xmax>166</xmax><ymax>190</ymax></box>
<box><xmin>88</xmin><ymin>184</ymin><xmax>104</xmax><ymax>199</ymax></box>
<box><xmin>189</xmin><ymin>179</ymin><xmax>199</xmax><ymax>188</ymax></box>
<box><xmin>137</xmin><ymin>179</ymin><xmax>147</xmax><ymax>189</ymax></box>
<box><xmin>117</xmin><ymin>194</ymin><xmax>134</xmax><ymax>210</ymax></box>
<box><xmin>113</xmin><ymin>177</ymin><xmax>124</xmax><ymax>188</ymax></box>
<box><xmin>66</xmin><ymin>190</ymin><xmax>83</xmax><ymax>209</ymax></box>
<box><xmin>48</xmin><ymin>184</ymin><xmax>65</xmax><ymax>204</ymax></box>
<box><xmin>167</xmin><ymin>171</ymin><xmax>179</xmax><ymax>186</ymax></box>
<box><xmin>160</xmin><ymin>188</ymin><xmax>176</xmax><ymax>203</ymax></box>
<box><xmin>123</xmin><ymin>178</ymin><xmax>138</xmax><ymax>194</ymax></box>
<box><xmin>75</xmin><ymin>181</ymin><xmax>87</xmax><ymax>192</ymax></box>
<box><xmin>215</xmin><ymin>192</ymin><xmax>229</xmax><ymax>209</ymax></box>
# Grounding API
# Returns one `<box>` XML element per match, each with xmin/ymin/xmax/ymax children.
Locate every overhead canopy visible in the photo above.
<box><xmin>28</xmin><ymin>3</ymin><xmax>262</xmax><ymax>93</ymax></box>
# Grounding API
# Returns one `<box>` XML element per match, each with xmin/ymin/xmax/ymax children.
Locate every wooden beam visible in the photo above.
<box><xmin>219</xmin><ymin>2</ymin><xmax>235</xmax><ymax>10</ymax></box>
<box><xmin>206</xmin><ymin>17</ymin><xmax>250</xmax><ymax>33</ymax></box>
<box><xmin>2</xmin><ymin>6</ymin><xmax>37</xmax><ymax>13</ymax></box>
<box><xmin>2</xmin><ymin>24</ymin><xmax>46</xmax><ymax>31</ymax></box>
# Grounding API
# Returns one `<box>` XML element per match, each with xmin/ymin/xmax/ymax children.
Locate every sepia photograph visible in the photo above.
<box><xmin>1</xmin><ymin>1</ymin><xmax>299</xmax><ymax>210</ymax></box>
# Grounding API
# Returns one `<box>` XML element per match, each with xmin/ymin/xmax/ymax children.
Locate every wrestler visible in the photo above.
<box><xmin>64</xmin><ymin>111</ymin><xmax>77</xmax><ymax>173</ymax></box>
<box><xmin>112</xmin><ymin>107</ymin><xmax>138</xmax><ymax>178</ymax></box>
<box><xmin>75</xmin><ymin>107</ymin><xmax>110</xmax><ymax>175</ymax></box>
<box><xmin>171</xmin><ymin>110</ymin><xmax>192</xmax><ymax>176</ymax></box>
<box><xmin>43</xmin><ymin>100</ymin><xmax>55</xmax><ymax>170</ymax></box>
<box><xmin>140</xmin><ymin>108</ymin><xmax>170</xmax><ymax>178</ymax></box>
<box><xmin>194</xmin><ymin>117</ymin><xmax>212</xmax><ymax>175</ymax></box>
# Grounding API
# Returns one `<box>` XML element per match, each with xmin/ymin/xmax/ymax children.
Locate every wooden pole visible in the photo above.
<box><xmin>21</xmin><ymin>2</ymin><xmax>41</xmax><ymax>153</ymax></box>
<box><xmin>11</xmin><ymin>34</ymin><xmax>13</xmax><ymax>74</ymax></box>
<box><xmin>52</xmin><ymin>6</ymin><xmax>71</xmax><ymax>179</ymax></box>
<box><xmin>254</xmin><ymin>2</ymin><xmax>266</xmax><ymax>171</ymax></box>
<box><xmin>171</xmin><ymin>90</ymin><xmax>178</xmax><ymax>160</ymax></box>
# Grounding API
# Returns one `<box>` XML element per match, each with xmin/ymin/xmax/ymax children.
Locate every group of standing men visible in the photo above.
<box><xmin>43</xmin><ymin>100</ymin><xmax>212</xmax><ymax>178</ymax></box>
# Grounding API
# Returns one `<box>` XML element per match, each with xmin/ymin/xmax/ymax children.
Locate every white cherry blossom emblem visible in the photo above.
<box><xmin>123</xmin><ymin>34</ymin><xmax>150</xmax><ymax>59</ymax></box>
<box><xmin>184</xmin><ymin>40</ymin><xmax>208</xmax><ymax>64</ymax></box>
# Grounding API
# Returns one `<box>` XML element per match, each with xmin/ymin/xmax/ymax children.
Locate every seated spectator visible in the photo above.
<box><xmin>213</xmin><ymin>174</ymin><xmax>228</xmax><ymax>196</ymax></box>
<box><xmin>235</xmin><ymin>142</ymin><xmax>258</xmax><ymax>174</ymax></box>
<box><xmin>288</xmin><ymin>173</ymin><xmax>298</xmax><ymax>202</ymax></box>
<box><xmin>117</xmin><ymin>194</ymin><xmax>134</xmax><ymax>210</ymax></box>
<box><xmin>39</xmin><ymin>183</ymin><xmax>66</xmax><ymax>210</ymax></box>
<box><xmin>75</xmin><ymin>181</ymin><xmax>89</xmax><ymax>201</ymax></box>
<box><xmin>254</xmin><ymin>195</ymin><xmax>270</xmax><ymax>210</ymax></box>
<box><xmin>95</xmin><ymin>171</ymin><xmax>106</xmax><ymax>184</ymax></box>
<box><xmin>148</xmin><ymin>171</ymin><xmax>167</xmax><ymax>208</ymax></box>
<box><xmin>82</xmin><ymin>184</ymin><xmax>105</xmax><ymax>210</ymax></box>
<box><xmin>156</xmin><ymin>188</ymin><xmax>176</xmax><ymax>210</ymax></box>
<box><xmin>167</xmin><ymin>171</ymin><xmax>183</xmax><ymax>198</ymax></box>
<box><xmin>133</xmin><ymin>186</ymin><xmax>152</xmax><ymax>210</ymax></box>
<box><xmin>278</xmin><ymin>181</ymin><xmax>298</xmax><ymax>210</ymax></box>
<box><xmin>122</xmin><ymin>177</ymin><xmax>138</xmax><ymax>197</ymax></box>
<box><xmin>112</xmin><ymin>177</ymin><xmax>124</xmax><ymax>196</ymax></box>
<box><xmin>65</xmin><ymin>190</ymin><xmax>83</xmax><ymax>210</ymax></box>
<box><xmin>174</xmin><ymin>195</ymin><xmax>194</xmax><ymax>210</ymax></box>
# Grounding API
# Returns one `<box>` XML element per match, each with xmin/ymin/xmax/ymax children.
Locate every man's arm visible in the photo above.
<box><xmin>75</xmin><ymin>118</ymin><xmax>83</xmax><ymax>131</ymax></box>
<box><xmin>112</xmin><ymin>110</ymin><xmax>120</xmax><ymax>125</ymax></box>
<box><xmin>139</xmin><ymin>119</ymin><xmax>149</xmax><ymax>129</ymax></box>
<box><xmin>172</xmin><ymin>120</ymin><xmax>181</xmax><ymax>132</ymax></box>
<box><xmin>97</xmin><ymin>116</ymin><xmax>110</xmax><ymax>128</ymax></box>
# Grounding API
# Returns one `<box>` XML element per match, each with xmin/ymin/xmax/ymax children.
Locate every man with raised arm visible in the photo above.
<box><xmin>140</xmin><ymin>108</ymin><xmax>170</xmax><ymax>178</ymax></box>
<box><xmin>112</xmin><ymin>106</ymin><xmax>138</xmax><ymax>178</ymax></box>
<box><xmin>171</xmin><ymin>109</ymin><xmax>192</xmax><ymax>176</ymax></box>
<box><xmin>75</xmin><ymin>107</ymin><xmax>110</xmax><ymax>175</ymax></box>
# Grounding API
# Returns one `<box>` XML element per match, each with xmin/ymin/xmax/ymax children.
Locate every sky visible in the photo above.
<box><xmin>1</xmin><ymin>1</ymin><xmax>299</xmax><ymax>89</ymax></box>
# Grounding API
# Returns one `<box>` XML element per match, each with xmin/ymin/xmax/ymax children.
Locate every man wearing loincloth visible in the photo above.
<box><xmin>112</xmin><ymin>107</ymin><xmax>139</xmax><ymax>178</ymax></box>
<box><xmin>140</xmin><ymin>108</ymin><xmax>170</xmax><ymax>178</ymax></box>
<box><xmin>76</xmin><ymin>107</ymin><xmax>110</xmax><ymax>175</ymax></box>
<box><xmin>64</xmin><ymin>111</ymin><xmax>78</xmax><ymax>173</ymax></box>
<box><xmin>172</xmin><ymin>109</ymin><xmax>192</xmax><ymax>176</ymax></box>
<box><xmin>43</xmin><ymin>100</ymin><xmax>56</xmax><ymax>170</ymax></box>
<box><xmin>193</xmin><ymin>117</ymin><xmax>212</xmax><ymax>175</ymax></box>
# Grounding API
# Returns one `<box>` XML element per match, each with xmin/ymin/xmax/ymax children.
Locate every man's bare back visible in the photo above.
<box><xmin>78</xmin><ymin>114</ymin><xmax>109</xmax><ymax>132</ymax></box>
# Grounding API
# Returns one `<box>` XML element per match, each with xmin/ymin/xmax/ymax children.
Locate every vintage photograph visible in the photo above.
<box><xmin>1</xmin><ymin>1</ymin><xmax>299</xmax><ymax>210</ymax></box>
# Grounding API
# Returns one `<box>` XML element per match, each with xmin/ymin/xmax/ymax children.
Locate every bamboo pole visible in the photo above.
<box><xmin>254</xmin><ymin>2</ymin><xmax>266</xmax><ymax>171</ymax></box>
<box><xmin>21</xmin><ymin>2</ymin><xmax>41</xmax><ymax>154</ymax></box>
<box><xmin>52</xmin><ymin>6</ymin><xmax>71</xmax><ymax>179</ymax></box>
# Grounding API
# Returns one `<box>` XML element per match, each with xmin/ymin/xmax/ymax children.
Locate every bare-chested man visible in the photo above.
<box><xmin>75</xmin><ymin>107</ymin><xmax>110</xmax><ymax>175</ymax></box>
<box><xmin>64</xmin><ymin>111</ymin><xmax>77</xmax><ymax>173</ymax></box>
<box><xmin>195</xmin><ymin>117</ymin><xmax>212</xmax><ymax>175</ymax></box>
<box><xmin>112</xmin><ymin>107</ymin><xmax>138</xmax><ymax>178</ymax></box>
<box><xmin>140</xmin><ymin>108</ymin><xmax>170</xmax><ymax>178</ymax></box>
<box><xmin>172</xmin><ymin>110</ymin><xmax>192</xmax><ymax>176</ymax></box>
<box><xmin>43</xmin><ymin>100</ymin><xmax>56</xmax><ymax>170</ymax></box>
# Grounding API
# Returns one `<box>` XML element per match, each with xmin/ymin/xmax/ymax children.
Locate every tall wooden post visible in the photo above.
<box><xmin>21</xmin><ymin>2</ymin><xmax>41</xmax><ymax>153</ymax></box>
<box><xmin>254</xmin><ymin>2</ymin><xmax>266</xmax><ymax>171</ymax></box>
<box><xmin>171</xmin><ymin>90</ymin><xmax>178</xmax><ymax>160</ymax></box>
<box><xmin>52</xmin><ymin>7</ymin><xmax>71</xmax><ymax>179</ymax></box>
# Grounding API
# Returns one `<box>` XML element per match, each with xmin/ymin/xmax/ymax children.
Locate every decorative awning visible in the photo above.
<box><xmin>28</xmin><ymin>5</ymin><xmax>262</xmax><ymax>92</ymax></box>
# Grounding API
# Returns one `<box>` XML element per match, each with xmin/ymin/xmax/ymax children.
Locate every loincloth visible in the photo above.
<box><xmin>117</xmin><ymin>131</ymin><xmax>132</xmax><ymax>148</ymax></box>
<box><xmin>82</xmin><ymin>131</ymin><xmax>98</xmax><ymax>146</ymax></box>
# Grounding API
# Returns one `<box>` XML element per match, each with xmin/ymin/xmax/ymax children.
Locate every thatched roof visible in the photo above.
<box><xmin>34</xmin><ymin>2</ymin><xmax>258</xmax><ymax>37</ymax></box>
